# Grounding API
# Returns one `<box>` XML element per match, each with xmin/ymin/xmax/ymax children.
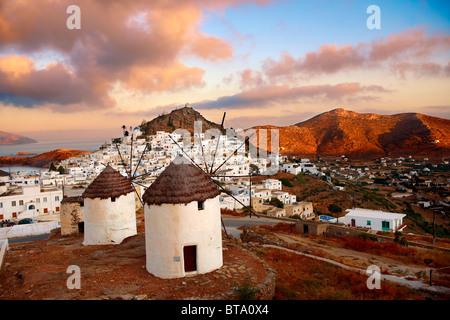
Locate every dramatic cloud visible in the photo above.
<box><xmin>262</xmin><ymin>27</ymin><xmax>450</xmax><ymax>80</ymax></box>
<box><xmin>0</xmin><ymin>55</ymin><xmax>113</xmax><ymax>109</ymax></box>
<box><xmin>192</xmin><ymin>82</ymin><xmax>391</xmax><ymax>110</ymax></box>
<box><xmin>0</xmin><ymin>0</ymin><xmax>270</xmax><ymax>110</ymax></box>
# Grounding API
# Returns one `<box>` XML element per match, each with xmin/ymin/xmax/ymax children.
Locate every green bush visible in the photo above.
<box><xmin>358</xmin><ymin>233</ymin><xmax>378</xmax><ymax>242</ymax></box>
<box><xmin>280</xmin><ymin>178</ymin><xmax>293</xmax><ymax>188</ymax></box>
<box><xmin>233</xmin><ymin>278</ymin><xmax>257</xmax><ymax>300</ymax></box>
<box><xmin>269</xmin><ymin>197</ymin><xmax>284</xmax><ymax>208</ymax></box>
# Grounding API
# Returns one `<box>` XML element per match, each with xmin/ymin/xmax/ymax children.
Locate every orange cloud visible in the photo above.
<box><xmin>124</xmin><ymin>61</ymin><xmax>206</xmax><ymax>93</ymax></box>
<box><xmin>0</xmin><ymin>0</ymin><xmax>269</xmax><ymax>111</ymax></box>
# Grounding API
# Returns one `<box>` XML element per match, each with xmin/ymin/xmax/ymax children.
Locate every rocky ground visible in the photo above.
<box><xmin>0</xmin><ymin>230</ymin><xmax>273</xmax><ymax>300</ymax></box>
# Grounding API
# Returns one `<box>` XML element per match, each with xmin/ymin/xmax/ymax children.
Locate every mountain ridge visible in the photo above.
<box><xmin>0</xmin><ymin>131</ymin><xmax>37</xmax><ymax>145</ymax></box>
<box><xmin>138</xmin><ymin>106</ymin><xmax>449</xmax><ymax>159</ymax></box>
<box><xmin>251</xmin><ymin>108</ymin><xmax>449</xmax><ymax>159</ymax></box>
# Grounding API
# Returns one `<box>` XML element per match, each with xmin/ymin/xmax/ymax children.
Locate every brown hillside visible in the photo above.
<box><xmin>0</xmin><ymin>149</ymin><xmax>90</xmax><ymax>168</ymax></box>
<box><xmin>140</xmin><ymin>105</ymin><xmax>222</xmax><ymax>136</ymax></box>
<box><xmin>252</xmin><ymin>108</ymin><xmax>450</xmax><ymax>159</ymax></box>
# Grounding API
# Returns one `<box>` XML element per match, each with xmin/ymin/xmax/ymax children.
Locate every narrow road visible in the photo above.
<box><xmin>222</xmin><ymin>214</ymin><xmax>280</xmax><ymax>238</ymax></box>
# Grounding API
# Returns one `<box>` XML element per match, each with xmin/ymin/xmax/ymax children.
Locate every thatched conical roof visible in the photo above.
<box><xmin>143</xmin><ymin>155</ymin><xmax>220</xmax><ymax>206</ymax></box>
<box><xmin>82</xmin><ymin>165</ymin><xmax>134</xmax><ymax>200</ymax></box>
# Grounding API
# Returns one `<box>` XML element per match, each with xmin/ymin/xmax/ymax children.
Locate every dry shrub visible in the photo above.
<box><xmin>221</xmin><ymin>208</ymin><xmax>246</xmax><ymax>217</ymax></box>
<box><xmin>259</xmin><ymin>223</ymin><xmax>298</xmax><ymax>234</ymax></box>
<box><xmin>337</xmin><ymin>236</ymin><xmax>450</xmax><ymax>268</ymax></box>
<box><xmin>261</xmin><ymin>248</ymin><xmax>424</xmax><ymax>300</ymax></box>
<box><xmin>341</xmin><ymin>236</ymin><xmax>416</xmax><ymax>257</ymax></box>
<box><xmin>430</xmin><ymin>268</ymin><xmax>450</xmax><ymax>287</ymax></box>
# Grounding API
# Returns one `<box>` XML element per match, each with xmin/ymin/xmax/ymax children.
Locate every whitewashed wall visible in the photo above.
<box><xmin>0</xmin><ymin>221</ymin><xmax>60</xmax><ymax>239</ymax></box>
<box><xmin>145</xmin><ymin>196</ymin><xmax>223</xmax><ymax>279</ymax></box>
<box><xmin>83</xmin><ymin>193</ymin><xmax>137</xmax><ymax>245</ymax></box>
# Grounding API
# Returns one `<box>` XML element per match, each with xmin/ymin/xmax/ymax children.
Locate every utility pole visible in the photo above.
<box><xmin>248</xmin><ymin>173</ymin><xmax>252</xmax><ymax>218</ymax></box>
<box><xmin>433</xmin><ymin>210</ymin><xmax>436</xmax><ymax>248</ymax></box>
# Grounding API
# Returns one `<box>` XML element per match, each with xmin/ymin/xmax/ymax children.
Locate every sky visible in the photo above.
<box><xmin>0</xmin><ymin>0</ymin><xmax>449</xmax><ymax>141</ymax></box>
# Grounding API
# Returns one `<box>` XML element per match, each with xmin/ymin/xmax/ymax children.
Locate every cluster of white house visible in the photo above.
<box><xmin>0</xmin><ymin>123</ymin><xmax>321</xmax><ymax>221</ymax></box>
<box><xmin>1</xmin><ymin>121</ymin><xmax>408</xmax><ymax>245</ymax></box>
<box><xmin>2</xmin><ymin>153</ymin><xmax>410</xmax><ymax>283</ymax></box>
<box><xmin>0</xmin><ymin>170</ymin><xmax>63</xmax><ymax>221</ymax></box>
<box><xmin>218</xmin><ymin>177</ymin><xmax>314</xmax><ymax>219</ymax></box>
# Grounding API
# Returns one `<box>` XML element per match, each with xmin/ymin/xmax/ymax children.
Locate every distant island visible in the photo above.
<box><xmin>0</xmin><ymin>130</ymin><xmax>37</xmax><ymax>145</ymax></box>
<box><xmin>0</xmin><ymin>149</ymin><xmax>91</xmax><ymax>168</ymax></box>
<box><xmin>16</xmin><ymin>152</ymin><xmax>38</xmax><ymax>156</ymax></box>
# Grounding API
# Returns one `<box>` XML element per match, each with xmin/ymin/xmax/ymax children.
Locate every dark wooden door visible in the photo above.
<box><xmin>351</xmin><ymin>219</ymin><xmax>356</xmax><ymax>227</ymax></box>
<box><xmin>183</xmin><ymin>245</ymin><xmax>197</xmax><ymax>272</ymax></box>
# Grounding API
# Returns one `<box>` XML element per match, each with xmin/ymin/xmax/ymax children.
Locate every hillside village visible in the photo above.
<box><xmin>0</xmin><ymin>108</ymin><xmax>449</xmax><ymax>301</ymax></box>
<box><xmin>0</xmin><ymin>103</ymin><xmax>449</xmax><ymax>235</ymax></box>
<box><xmin>1</xmin><ymin>115</ymin><xmax>448</xmax><ymax>238</ymax></box>
<box><xmin>0</xmin><ymin>123</ymin><xmax>305</xmax><ymax>222</ymax></box>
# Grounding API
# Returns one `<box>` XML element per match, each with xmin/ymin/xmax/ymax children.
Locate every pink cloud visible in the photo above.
<box><xmin>390</xmin><ymin>61</ymin><xmax>450</xmax><ymax>78</ymax></box>
<box><xmin>239</xmin><ymin>69</ymin><xmax>265</xmax><ymax>89</ymax></box>
<box><xmin>262</xmin><ymin>27</ymin><xmax>450</xmax><ymax>80</ymax></box>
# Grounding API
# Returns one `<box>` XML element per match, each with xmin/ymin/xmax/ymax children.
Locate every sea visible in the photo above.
<box><xmin>0</xmin><ymin>138</ymin><xmax>106</xmax><ymax>172</ymax></box>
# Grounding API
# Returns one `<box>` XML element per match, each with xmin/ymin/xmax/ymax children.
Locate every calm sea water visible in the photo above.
<box><xmin>0</xmin><ymin>139</ymin><xmax>105</xmax><ymax>157</ymax></box>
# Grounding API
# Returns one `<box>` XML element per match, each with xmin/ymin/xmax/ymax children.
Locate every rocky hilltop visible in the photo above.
<box><xmin>0</xmin><ymin>131</ymin><xmax>37</xmax><ymax>145</ymax></box>
<box><xmin>140</xmin><ymin>105</ymin><xmax>222</xmax><ymax>136</ymax></box>
<box><xmin>0</xmin><ymin>149</ymin><xmax>91</xmax><ymax>168</ymax></box>
<box><xmin>252</xmin><ymin>108</ymin><xmax>450</xmax><ymax>159</ymax></box>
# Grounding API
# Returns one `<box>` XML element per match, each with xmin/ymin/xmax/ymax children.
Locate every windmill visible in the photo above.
<box><xmin>112</xmin><ymin>110</ymin><xmax>272</xmax><ymax>238</ymax></box>
<box><xmin>112</xmin><ymin>128</ymin><xmax>167</xmax><ymax>208</ymax></box>
<box><xmin>166</xmin><ymin>111</ymin><xmax>268</xmax><ymax>238</ymax></box>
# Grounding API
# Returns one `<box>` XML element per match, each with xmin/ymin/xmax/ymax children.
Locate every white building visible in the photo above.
<box><xmin>219</xmin><ymin>193</ymin><xmax>250</xmax><ymax>210</ymax></box>
<box><xmin>280</xmin><ymin>163</ymin><xmax>302</xmax><ymax>175</ymax></box>
<box><xmin>0</xmin><ymin>185</ymin><xmax>62</xmax><ymax>220</ymax></box>
<box><xmin>143</xmin><ymin>155</ymin><xmax>223</xmax><ymax>279</ymax></box>
<box><xmin>0</xmin><ymin>170</ymin><xmax>8</xmax><ymax>194</ymax></box>
<box><xmin>271</xmin><ymin>190</ymin><xmax>293</xmax><ymax>205</ymax></box>
<box><xmin>299</xmin><ymin>162</ymin><xmax>319</xmax><ymax>175</ymax></box>
<box><xmin>344</xmin><ymin>208</ymin><xmax>406</xmax><ymax>232</ymax></box>
<box><xmin>82</xmin><ymin>165</ymin><xmax>137</xmax><ymax>245</ymax></box>
<box><xmin>262</xmin><ymin>179</ymin><xmax>282</xmax><ymax>190</ymax></box>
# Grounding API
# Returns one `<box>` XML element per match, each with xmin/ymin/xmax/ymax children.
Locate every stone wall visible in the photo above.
<box><xmin>60</xmin><ymin>197</ymin><xmax>84</xmax><ymax>236</ymax></box>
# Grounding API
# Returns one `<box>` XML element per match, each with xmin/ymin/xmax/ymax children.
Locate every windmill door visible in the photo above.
<box><xmin>183</xmin><ymin>245</ymin><xmax>197</xmax><ymax>272</ymax></box>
